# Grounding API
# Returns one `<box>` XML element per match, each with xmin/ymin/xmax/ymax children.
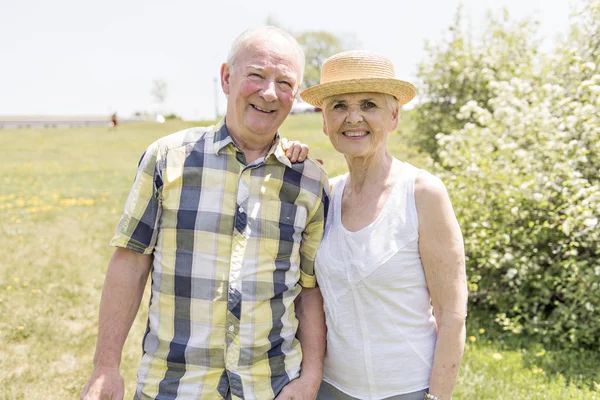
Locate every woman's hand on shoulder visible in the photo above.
<box><xmin>280</xmin><ymin>138</ymin><xmax>309</xmax><ymax>163</ymax></box>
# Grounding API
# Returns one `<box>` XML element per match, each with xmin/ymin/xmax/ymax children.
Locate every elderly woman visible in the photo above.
<box><xmin>300</xmin><ymin>51</ymin><xmax>468</xmax><ymax>400</ymax></box>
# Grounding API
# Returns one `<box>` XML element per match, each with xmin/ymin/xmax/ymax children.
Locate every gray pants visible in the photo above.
<box><xmin>317</xmin><ymin>381</ymin><xmax>428</xmax><ymax>400</ymax></box>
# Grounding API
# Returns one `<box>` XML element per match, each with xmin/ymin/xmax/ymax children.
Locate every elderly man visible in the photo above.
<box><xmin>81</xmin><ymin>26</ymin><xmax>328</xmax><ymax>400</ymax></box>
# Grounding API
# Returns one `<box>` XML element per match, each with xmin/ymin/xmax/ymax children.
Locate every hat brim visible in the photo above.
<box><xmin>300</xmin><ymin>78</ymin><xmax>416</xmax><ymax>108</ymax></box>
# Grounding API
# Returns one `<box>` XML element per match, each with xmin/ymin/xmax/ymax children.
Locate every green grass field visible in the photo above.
<box><xmin>0</xmin><ymin>114</ymin><xmax>598</xmax><ymax>399</ymax></box>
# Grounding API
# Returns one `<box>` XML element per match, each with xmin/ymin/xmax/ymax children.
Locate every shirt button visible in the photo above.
<box><xmin>228</xmin><ymin>326</ymin><xmax>235</xmax><ymax>332</ymax></box>
<box><xmin>238</xmin><ymin>206</ymin><xmax>244</xmax><ymax>212</ymax></box>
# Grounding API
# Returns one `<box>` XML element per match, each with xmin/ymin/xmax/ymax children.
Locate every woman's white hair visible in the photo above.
<box><xmin>383</xmin><ymin>94</ymin><xmax>400</xmax><ymax>113</ymax></box>
<box><xmin>226</xmin><ymin>26</ymin><xmax>305</xmax><ymax>84</ymax></box>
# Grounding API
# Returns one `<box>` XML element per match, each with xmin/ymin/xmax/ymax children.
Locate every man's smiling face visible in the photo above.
<box><xmin>221</xmin><ymin>37</ymin><xmax>301</xmax><ymax>145</ymax></box>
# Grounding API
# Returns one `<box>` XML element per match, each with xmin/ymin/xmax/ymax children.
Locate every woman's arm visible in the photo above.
<box><xmin>415</xmin><ymin>171</ymin><xmax>468</xmax><ymax>400</ymax></box>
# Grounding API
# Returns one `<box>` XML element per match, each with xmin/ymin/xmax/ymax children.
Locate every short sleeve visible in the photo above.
<box><xmin>299</xmin><ymin>175</ymin><xmax>330</xmax><ymax>288</ymax></box>
<box><xmin>109</xmin><ymin>142</ymin><xmax>163</xmax><ymax>254</ymax></box>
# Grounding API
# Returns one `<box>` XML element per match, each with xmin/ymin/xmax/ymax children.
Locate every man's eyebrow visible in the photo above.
<box><xmin>245</xmin><ymin>65</ymin><xmax>296</xmax><ymax>80</ymax></box>
<box><xmin>279</xmin><ymin>73</ymin><xmax>296</xmax><ymax>81</ymax></box>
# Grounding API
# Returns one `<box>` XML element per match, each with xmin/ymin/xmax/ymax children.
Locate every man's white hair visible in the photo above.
<box><xmin>226</xmin><ymin>26</ymin><xmax>305</xmax><ymax>85</ymax></box>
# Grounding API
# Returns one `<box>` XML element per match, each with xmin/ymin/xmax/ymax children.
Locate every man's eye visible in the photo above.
<box><xmin>363</xmin><ymin>101</ymin><xmax>377</xmax><ymax>109</ymax></box>
<box><xmin>333</xmin><ymin>103</ymin><xmax>347</xmax><ymax>110</ymax></box>
<box><xmin>278</xmin><ymin>81</ymin><xmax>292</xmax><ymax>88</ymax></box>
<box><xmin>249</xmin><ymin>73</ymin><xmax>262</xmax><ymax>79</ymax></box>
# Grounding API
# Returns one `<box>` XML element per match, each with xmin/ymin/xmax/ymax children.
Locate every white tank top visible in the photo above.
<box><xmin>315</xmin><ymin>161</ymin><xmax>437</xmax><ymax>400</ymax></box>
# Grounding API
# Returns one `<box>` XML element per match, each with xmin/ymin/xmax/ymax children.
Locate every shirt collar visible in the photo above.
<box><xmin>212</xmin><ymin>118</ymin><xmax>234</xmax><ymax>154</ymax></box>
<box><xmin>212</xmin><ymin>117</ymin><xmax>292</xmax><ymax>168</ymax></box>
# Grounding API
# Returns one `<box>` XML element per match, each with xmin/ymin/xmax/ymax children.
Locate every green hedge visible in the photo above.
<box><xmin>414</xmin><ymin>1</ymin><xmax>600</xmax><ymax>347</ymax></box>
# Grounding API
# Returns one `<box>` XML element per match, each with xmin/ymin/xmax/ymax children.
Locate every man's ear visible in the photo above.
<box><xmin>293</xmin><ymin>83</ymin><xmax>301</xmax><ymax>98</ymax></box>
<box><xmin>220</xmin><ymin>63</ymin><xmax>230</xmax><ymax>95</ymax></box>
<box><xmin>322</xmin><ymin>112</ymin><xmax>328</xmax><ymax>136</ymax></box>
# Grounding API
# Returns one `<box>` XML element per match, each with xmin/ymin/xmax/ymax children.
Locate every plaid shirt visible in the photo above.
<box><xmin>110</xmin><ymin>119</ymin><xmax>329</xmax><ymax>400</ymax></box>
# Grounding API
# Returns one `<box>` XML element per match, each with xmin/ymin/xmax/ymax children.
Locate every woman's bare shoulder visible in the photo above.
<box><xmin>415</xmin><ymin>170</ymin><xmax>448</xmax><ymax>202</ymax></box>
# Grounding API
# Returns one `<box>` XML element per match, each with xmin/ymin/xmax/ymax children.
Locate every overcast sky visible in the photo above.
<box><xmin>0</xmin><ymin>0</ymin><xmax>581</xmax><ymax>120</ymax></box>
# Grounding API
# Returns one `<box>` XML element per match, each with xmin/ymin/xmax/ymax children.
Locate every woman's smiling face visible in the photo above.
<box><xmin>322</xmin><ymin>92</ymin><xmax>398</xmax><ymax>158</ymax></box>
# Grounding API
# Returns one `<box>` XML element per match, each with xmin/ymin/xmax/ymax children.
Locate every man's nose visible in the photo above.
<box><xmin>260</xmin><ymin>81</ymin><xmax>277</xmax><ymax>102</ymax></box>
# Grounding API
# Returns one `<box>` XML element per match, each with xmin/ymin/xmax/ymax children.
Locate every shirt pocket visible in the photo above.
<box><xmin>263</xmin><ymin>200</ymin><xmax>308</xmax><ymax>260</ymax></box>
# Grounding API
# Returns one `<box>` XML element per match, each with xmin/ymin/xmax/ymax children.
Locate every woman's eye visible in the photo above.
<box><xmin>363</xmin><ymin>101</ymin><xmax>377</xmax><ymax>109</ymax></box>
<box><xmin>278</xmin><ymin>81</ymin><xmax>292</xmax><ymax>88</ymax></box>
<box><xmin>333</xmin><ymin>103</ymin><xmax>346</xmax><ymax>110</ymax></box>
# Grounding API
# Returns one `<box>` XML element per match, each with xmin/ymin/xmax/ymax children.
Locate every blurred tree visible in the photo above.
<box><xmin>265</xmin><ymin>15</ymin><xmax>282</xmax><ymax>28</ymax></box>
<box><xmin>296</xmin><ymin>31</ymin><xmax>346</xmax><ymax>89</ymax></box>
<box><xmin>151</xmin><ymin>79</ymin><xmax>168</xmax><ymax>111</ymax></box>
<box><xmin>413</xmin><ymin>6</ymin><xmax>542</xmax><ymax>159</ymax></box>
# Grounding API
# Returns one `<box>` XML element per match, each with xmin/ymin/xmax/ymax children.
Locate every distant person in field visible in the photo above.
<box><xmin>81</xmin><ymin>26</ymin><xmax>328</xmax><ymax>400</ymax></box>
<box><xmin>300</xmin><ymin>51</ymin><xmax>468</xmax><ymax>400</ymax></box>
<box><xmin>110</xmin><ymin>113</ymin><xmax>118</xmax><ymax>128</ymax></box>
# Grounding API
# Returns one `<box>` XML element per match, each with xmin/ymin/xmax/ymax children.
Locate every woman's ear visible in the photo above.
<box><xmin>389</xmin><ymin>108</ymin><xmax>399</xmax><ymax>133</ymax></box>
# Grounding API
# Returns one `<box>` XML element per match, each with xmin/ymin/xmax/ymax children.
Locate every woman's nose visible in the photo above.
<box><xmin>346</xmin><ymin>107</ymin><xmax>364</xmax><ymax>124</ymax></box>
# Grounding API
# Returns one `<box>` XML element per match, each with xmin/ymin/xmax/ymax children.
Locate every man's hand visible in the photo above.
<box><xmin>275</xmin><ymin>376</ymin><xmax>320</xmax><ymax>400</ymax></box>
<box><xmin>281</xmin><ymin>138</ymin><xmax>309</xmax><ymax>163</ymax></box>
<box><xmin>80</xmin><ymin>366</ymin><xmax>124</xmax><ymax>400</ymax></box>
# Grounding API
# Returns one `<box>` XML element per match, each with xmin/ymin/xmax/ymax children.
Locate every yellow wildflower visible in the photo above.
<box><xmin>479</xmin><ymin>328</ymin><xmax>485</xmax><ymax>334</ymax></box>
<box><xmin>492</xmin><ymin>353</ymin><xmax>503</xmax><ymax>360</ymax></box>
<box><xmin>532</xmin><ymin>366</ymin><xmax>544</xmax><ymax>374</ymax></box>
<box><xmin>468</xmin><ymin>336</ymin><xmax>477</xmax><ymax>342</ymax></box>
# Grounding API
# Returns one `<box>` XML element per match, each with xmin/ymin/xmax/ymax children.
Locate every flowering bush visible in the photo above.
<box><xmin>415</xmin><ymin>1</ymin><xmax>600</xmax><ymax>347</ymax></box>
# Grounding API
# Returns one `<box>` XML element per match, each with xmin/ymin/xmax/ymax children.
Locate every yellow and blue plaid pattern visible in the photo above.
<box><xmin>110</xmin><ymin>119</ymin><xmax>329</xmax><ymax>400</ymax></box>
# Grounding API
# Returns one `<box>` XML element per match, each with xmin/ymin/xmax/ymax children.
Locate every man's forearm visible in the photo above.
<box><xmin>93</xmin><ymin>248</ymin><xmax>152</xmax><ymax>368</ymax></box>
<box><xmin>295</xmin><ymin>287</ymin><xmax>326</xmax><ymax>383</ymax></box>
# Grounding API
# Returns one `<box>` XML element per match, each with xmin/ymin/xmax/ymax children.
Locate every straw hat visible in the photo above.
<box><xmin>300</xmin><ymin>50</ymin><xmax>416</xmax><ymax>108</ymax></box>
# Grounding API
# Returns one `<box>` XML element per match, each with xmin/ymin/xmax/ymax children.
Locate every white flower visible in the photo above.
<box><xmin>583</xmin><ymin>218</ymin><xmax>598</xmax><ymax>227</ymax></box>
<box><xmin>506</xmin><ymin>268</ymin><xmax>518</xmax><ymax>279</ymax></box>
<box><xmin>566</xmin><ymin>115</ymin><xmax>578</xmax><ymax>128</ymax></box>
<box><xmin>582</xmin><ymin>62</ymin><xmax>596</xmax><ymax>71</ymax></box>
